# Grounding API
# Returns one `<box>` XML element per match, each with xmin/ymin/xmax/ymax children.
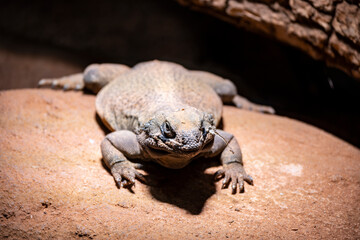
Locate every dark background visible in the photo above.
<box><xmin>0</xmin><ymin>0</ymin><xmax>359</xmax><ymax>147</ymax></box>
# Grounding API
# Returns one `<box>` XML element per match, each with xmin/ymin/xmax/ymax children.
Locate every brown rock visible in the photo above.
<box><xmin>177</xmin><ymin>0</ymin><xmax>360</xmax><ymax>80</ymax></box>
<box><xmin>308</xmin><ymin>0</ymin><xmax>338</xmax><ymax>13</ymax></box>
<box><xmin>289</xmin><ymin>0</ymin><xmax>332</xmax><ymax>32</ymax></box>
<box><xmin>332</xmin><ymin>1</ymin><xmax>360</xmax><ymax>46</ymax></box>
<box><xmin>226</xmin><ymin>0</ymin><xmax>328</xmax><ymax>58</ymax></box>
<box><xmin>0</xmin><ymin>89</ymin><xmax>359</xmax><ymax>239</ymax></box>
<box><xmin>328</xmin><ymin>33</ymin><xmax>360</xmax><ymax>78</ymax></box>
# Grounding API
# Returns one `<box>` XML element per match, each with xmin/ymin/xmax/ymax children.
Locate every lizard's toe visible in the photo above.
<box><xmin>111</xmin><ymin>162</ymin><xmax>144</xmax><ymax>189</ymax></box>
<box><xmin>243</xmin><ymin>174</ymin><xmax>254</xmax><ymax>185</ymax></box>
<box><xmin>38</xmin><ymin>73</ymin><xmax>84</xmax><ymax>91</ymax></box>
<box><xmin>214</xmin><ymin>169</ymin><xmax>225</xmax><ymax>181</ymax></box>
<box><xmin>216</xmin><ymin>163</ymin><xmax>253</xmax><ymax>194</ymax></box>
<box><xmin>259</xmin><ymin>106</ymin><xmax>275</xmax><ymax>114</ymax></box>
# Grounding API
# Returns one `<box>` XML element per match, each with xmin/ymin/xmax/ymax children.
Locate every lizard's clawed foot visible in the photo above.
<box><xmin>214</xmin><ymin>163</ymin><xmax>253</xmax><ymax>194</ymax></box>
<box><xmin>38</xmin><ymin>73</ymin><xmax>84</xmax><ymax>91</ymax></box>
<box><xmin>111</xmin><ymin>162</ymin><xmax>146</xmax><ymax>189</ymax></box>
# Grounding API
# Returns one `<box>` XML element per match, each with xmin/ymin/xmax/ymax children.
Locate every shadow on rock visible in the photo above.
<box><xmin>143</xmin><ymin>158</ymin><xmax>220</xmax><ymax>215</ymax></box>
<box><xmin>95</xmin><ymin>113</ymin><xmax>111</xmax><ymax>135</ymax></box>
<box><xmin>101</xmin><ymin>156</ymin><xmax>220</xmax><ymax>214</ymax></box>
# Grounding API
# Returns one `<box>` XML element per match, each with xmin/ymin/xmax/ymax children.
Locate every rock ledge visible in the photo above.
<box><xmin>0</xmin><ymin>89</ymin><xmax>359</xmax><ymax>239</ymax></box>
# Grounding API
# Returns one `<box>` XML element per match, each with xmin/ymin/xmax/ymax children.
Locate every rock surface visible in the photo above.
<box><xmin>177</xmin><ymin>0</ymin><xmax>360</xmax><ymax>80</ymax></box>
<box><xmin>0</xmin><ymin>89</ymin><xmax>359</xmax><ymax>239</ymax></box>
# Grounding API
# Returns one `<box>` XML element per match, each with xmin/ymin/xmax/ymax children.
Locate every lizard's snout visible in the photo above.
<box><xmin>175</xmin><ymin>130</ymin><xmax>203</xmax><ymax>152</ymax></box>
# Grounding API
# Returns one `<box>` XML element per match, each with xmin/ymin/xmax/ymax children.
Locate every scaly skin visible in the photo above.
<box><xmin>39</xmin><ymin>60</ymin><xmax>274</xmax><ymax>194</ymax></box>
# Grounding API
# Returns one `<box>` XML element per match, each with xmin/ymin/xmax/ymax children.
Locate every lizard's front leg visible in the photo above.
<box><xmin>101</xmin><ymin>130</ymin><xmax>145</xmax><ymax>188</ymax></box>
<box><xmin>204</xmin><ymin>130</ymin><xmax>253</xmax><ymax>193</ymax></box>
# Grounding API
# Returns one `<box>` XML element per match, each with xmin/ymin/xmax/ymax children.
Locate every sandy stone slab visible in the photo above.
<box><xmin>0</xmin><ymin>89</ymin><xmax>359</xmax><ymax>239</ymax></box>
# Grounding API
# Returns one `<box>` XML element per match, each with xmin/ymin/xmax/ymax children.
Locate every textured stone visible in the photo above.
<box><xmin>289</xmin><ymin>0</ymin><xmax>332</xmax><ymax>31</ymax></box>
<box><xmin>226</xmin><ymin>0</ymin><xmax>328</xmax><ymax>57</ymax></box>
<box><xmin>0</xmin><ymin>89</ymin><xmax>359</xmax><ymax>239</ymax></box>
<box><xmin>328</xmin><ymin>33</ymin><xmax>360</xmax><ymax>77</ymax></box>
<box><xmin>177</xmin><ymin>0</ymin><xmax>360</xmax><ymax>80</ymax></box>
<box><xmin>332</xmin><ymin>1</ymin><xmax>360</xmax><ymax>46</ymax></box>
<box><xmin>308</xmin><ymin>0</ymin><xmax>338</xmax><ymax>13</ymax></box>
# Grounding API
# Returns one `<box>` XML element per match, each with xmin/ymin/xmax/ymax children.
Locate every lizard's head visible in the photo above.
<box><xmin>139</xmin><ymin>107</ymin><xmax>215</xmax><ymax>169</ymax></box>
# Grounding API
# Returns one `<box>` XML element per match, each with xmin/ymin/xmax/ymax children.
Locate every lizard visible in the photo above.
<box><xmin>39</xmin><ymin>60</ymin><xmax>274</xmax><ymax>193</ymax></box>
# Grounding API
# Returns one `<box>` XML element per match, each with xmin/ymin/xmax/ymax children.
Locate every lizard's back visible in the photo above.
<box><xmin>96</xmin><ymin>61</ymin><xmax>223</xmax><ymax>131</ymax></box>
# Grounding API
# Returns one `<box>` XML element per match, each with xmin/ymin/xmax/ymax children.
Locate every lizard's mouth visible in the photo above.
<box><xmin>144</xmin><ymin>135</ymin><xmax>207</xmax><ymax>169</ymax></box>
<box><xmin>143</xmin><ymin>131</ymin><xmax>209</xmax><ymax>157</ymax></box>
<box><xmin>148</xmin><ymin>144</ymin><xmax>201</xmax><ymax>155</ymax></box>
<box><xmin>148</xmin><ymin>145</ymin><xmax>172</xmax><ymax>156</ymax></box>
<box><xmin>146</xmin><ymin>138</ymin><xmax>204</xmax><ymax>158</ymax></box>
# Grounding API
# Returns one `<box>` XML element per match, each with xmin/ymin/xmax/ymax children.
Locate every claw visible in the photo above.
<box><xmin>222</xmin><ymin>175</ymin><xmax>231</xmax><ymax>189</ymax></box>
<box><xmin>135</xmin><ymin>172</ymin><xmax>146</xmax><ymax>183</ymax></box>
<box><xmin>133</xmin><ymin>163</ymin><xmax>145</xmax><ymax>169</ymax></box>
<box><xmin>260</xmin><ymin>106</ymin><xmax>275</xmax><ymax>114</ymax></box>
<box><xmin>122</xmin><ymin>179</ymin><xmax>134</xmax><ymax>188</ymax></box>
<box><xmin>38</xmin><ymin>79</ymin><xmax>51</xmax><ymax>86</ymax></box>
<box><xmin>244</xmin><ymin>175</ymin><xmax>254</xmax><ymax>185</ymax></box>
<box><xmin>214</xmin><ymin>169</ymin><xmax>225</xmax><ymax>180</ymax></box>
<box><xmin>113</xmin><ymin>172</ymin><xmax>123</xmax><ymax>188</ymax></box>
<box><xmin>122</xmin><ymin>172</ymin><xmax>135</xmax><ymax>186</ymax></box>
<box><xmin>238</xmin><ymin>180</ymin><xmax>244</xmax><ymax>193</ymax></box>
<box><xmin>51</xmin><ymin>81</ymin><xmax>58</xmax><ymax>89</ymax></box>
<box><xmin>231</xmin><ymin>180</ymin><xmax>237</xmax><ymax>194</ymax></box>
<box><xmin>121</xmin><ymin>179</ymin><xmax>127</xmax><ymax>188</ymax></box>
<box><xmin>75</xmin><ymin>84</ymin><xmax>83</xmax><ymax>90</ymax></box>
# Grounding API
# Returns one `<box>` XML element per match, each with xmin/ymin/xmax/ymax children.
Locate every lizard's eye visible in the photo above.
<box><xmin>201</xmin><ymin>122</ymin><xmax>208</xmax><ymax>139</ymax></box>
<box><xmin>201</xmin><ymin>127</ymin><xmax>207</xmax><ymax>139</ymax></box>
<box><xmin>161</xmin><ymin>121</ymin><xmax>175</xmax><ymax>138</ymax></box>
